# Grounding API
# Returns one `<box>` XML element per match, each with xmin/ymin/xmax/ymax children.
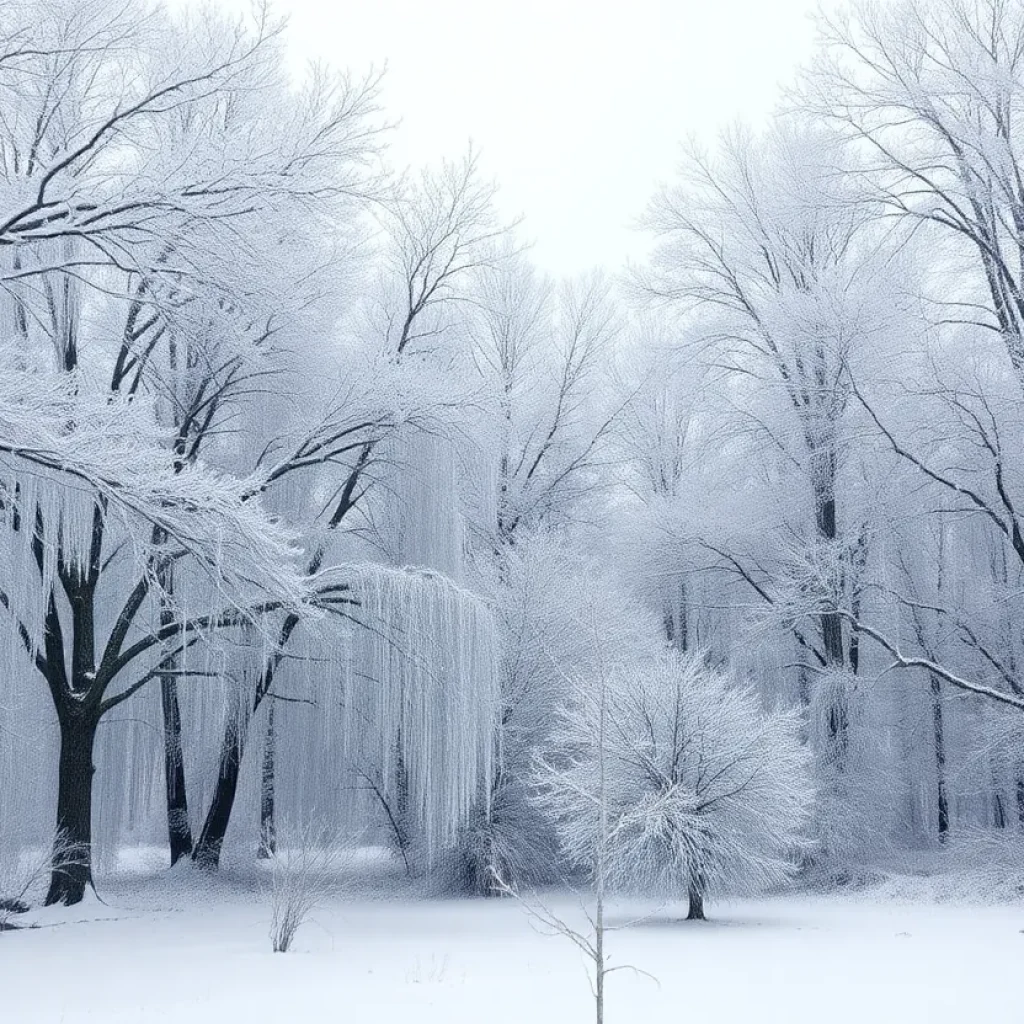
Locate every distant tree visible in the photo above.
<box><xmin>472</xmin><ymin>256</ymin><xmax>623</xmax><ymax>547</ymax></box>
<box><xmin>449</xmin><ymin>255</ymin><xmax>628</xmax><ymax>894</ymax></box>
<box><xmin>641</xmin><ymin>123</ymin><xmax>908</xmax><ymax>863</ymax></box>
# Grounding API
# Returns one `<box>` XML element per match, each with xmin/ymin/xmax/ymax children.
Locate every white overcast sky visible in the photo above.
<box><xmin>201</xmin><ymin>0</ymin><xmax>827</xmax><ymax>275</ymax></box>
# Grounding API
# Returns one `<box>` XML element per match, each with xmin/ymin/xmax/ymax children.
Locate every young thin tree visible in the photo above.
<box><xmin>265</xmin><ymin>820</ymin><xmax>355</xmax><ymax>953</ymax></box>
<box><xmin>491</xmin><ymin>614</ymin><xmax>657</xmax><ymax>1024</ymax></box>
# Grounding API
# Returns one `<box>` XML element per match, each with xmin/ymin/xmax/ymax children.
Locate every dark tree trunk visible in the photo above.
<box><xmin>846</xmin><ymin>527</ymin><xmax>868</xmax><ymax>676</ymax></box>
<box><xmin>847</xmin><ymin>627</ymin><xmax>860</xmax><ymax>676</ymax></box>
<box><xmin>817</xmin><ymin>497</ymin><xmax>845</xmax><ymax>668</ymax></box>
<box><xmin>1016</xmin><ymin>772</ymin><xmax>1024</xmax><ymax>828</ymax></box>
<box><xmin>45</xmin><ymin>710</ymin><xmax>98</xmax><ymax>906</ymax></box>
<box><xmin>257</xmin><ymin>703</ymin><xmax>276</xmax><ymax>860</ymax></box>
<box><xmin>393</xmin><ymin>735</ymin><xmax>413</xmax><ymax>860</ymax></box>
<box><xmin>663</xmin><ymin>580</ymin><xmax>689</xmax><ymax>653</ymax></box>
<box><xmin>930</xmin><ymin>674</ymin><xmax>949</xmax><ymax>842</ymax></box>
<box><xmin>686</xmin><ymin>875</ymin><xmax>706</xmax><ymax>921</ymax></box>
<box><xmin>157</xmin><ymin>561</ymin><xmax>193</xmax><ymax>865</ymax></box>
<box><xmin>797</xmin><ymin>660</ymin><xmax>811</xmax><ymax>708</ymax></box>
<box><xmin>192</xmin><ymin>718</ymin><xmax>245</xmax><ymax>869</ymax></box>
<box><xmin>815</xmin><ymin>493</ymin><xmax>849</xmax><ymax>764</ymax></box>
<box><xmin>160</xmin><ymin>676</ymin><xmax>193</xmax><ymax>865</ymax></box>
<box><xmin>994</xmin><ymin>788</ymin><xmax>1007</xmax><ymax>829</ymax></box>
<box><xmin>191</xmin><ymin>615</ymin><xmax>297</xmax><ymax>870</ymax></box>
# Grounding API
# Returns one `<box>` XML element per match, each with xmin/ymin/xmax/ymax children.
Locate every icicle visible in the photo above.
<box><xmin>379</xmin><ymin>432</ymin><xmax>466</xmax><ymax>582</ymax></box>
<box><xmin>266</xmin><ymin>562</ymin><xmax>501</xmax><ymax>863</ymax></box>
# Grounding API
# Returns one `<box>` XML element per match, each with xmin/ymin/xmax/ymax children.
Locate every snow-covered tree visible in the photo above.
<box><xmin>640</xmin><ymin>121</ymin><xmax>913</xmax><ymax>864</ymax></box>
<box><xmin>0</xmin><ymin>0</ymin><xmax>381</xmax><ymax>900</ymax></box>
<box><xmin>537</xmin><ymin>651</ymin><xmax>814</xmax><ymax>920</ymax></box>
<box><xmin>445</xmin><ymin>258</ymin><xmax>630</xmax><ymax>892</ymax></box>
<box><xmin>188</xmin><ymin>152</ymin><xmax>511</xmax><ymax>871</ymax></box>
<box><xmin>471</xmin><ymin>255</ymin><xmax>624</xmax><ymax>547</ymax></box>
<box><xmin>809</xmin><ymin>0</ymin><xmax>1024</xmax><ymax>386</ymax></box>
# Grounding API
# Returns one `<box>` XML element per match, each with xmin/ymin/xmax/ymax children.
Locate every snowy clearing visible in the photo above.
<box><xmin>5</xmin><ymin>1</ymin><xmax>1024</xmax><ymax>1021</ymax></box>
<box><xmin>1</xmin><ymin>872</ymin><xmax>1021</xmax><ymax>1024</ymax></box>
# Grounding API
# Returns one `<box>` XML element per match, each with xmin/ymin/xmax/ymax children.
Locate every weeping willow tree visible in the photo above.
<box><xmin>184</xmin><ymin>557</ymin><xmax>500</xmax><ymax>869</ymax></box>
<box><xmin>338</xmin><ymin>564</ymin><xmax>499</xmax><ymax>859</ymax></box>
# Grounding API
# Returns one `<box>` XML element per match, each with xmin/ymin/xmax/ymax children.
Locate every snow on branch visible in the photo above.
<box><xmin>0</xmin><ymin>361</ymin><xmax>305</xmax><ymax>606</ymax></box>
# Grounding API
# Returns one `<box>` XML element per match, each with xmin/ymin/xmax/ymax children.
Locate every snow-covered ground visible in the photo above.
<box><xmin>1</xmin><ymin>862</ymin><xmax>1021</xmax><ymax>1023</ymax></box>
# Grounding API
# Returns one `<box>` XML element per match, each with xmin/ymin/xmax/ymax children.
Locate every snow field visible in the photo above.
<box><xmin>2</xmin><ymin>879</ymin><xmax>1021</xmax><ymax>1023</ymax></box>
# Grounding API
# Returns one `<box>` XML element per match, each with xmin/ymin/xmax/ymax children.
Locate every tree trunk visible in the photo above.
<box><xmin>930</xmin><ymin>674</ymin><xmax>949</xmax><ymax>842</ymax></box>
<box><xmin>686</xmin><ymin>875</ymin><xmax>706</xmax><ymax>921</ymax></box>
<box><xmin>393</xmin><ymin>730</ymin><xmax>413</xmax><ymax>860</ymax></box>
<box><xmin>797</xmin><ymin>660</ymin><xmax>811</xmax><ymax>708</ymax></box>
<box><xmin>192</xmin><ymin>717</ymin><xmax>245</xmax><ymax>869</ymax></box>
<box><xmin>815</xmin><ymin>491</ymin><xmax>850</xmax><ymax>773</ymax></box>
<box><xmin>663</xmin><ymin>579</ymin><xmax>688</xmax><ymax>653</ymax></box>
<box><xmin>817</xmin><ymin>496</ymin><xmax>845</xmax><ymax>670</ymax></box>
<box><xmin>157</xmin><ymin>561</ymin><xmax>193</xmax><ymax>865</ymax></box>
<box><xmin>191</xmin><ymin>617</ymin><xmax>298</xmax><ymax>869</ymax></box>
<box><xmin>44</xmin><ymin>710</ymin><xmax>98</xmax><ymax>906</ymax></box>
<box><xmin>846</xmin><ymin>527</ymin><xmax>868</xmax><ymax>676</ymax></box>
<box><xmin>257</xmin><ymin>702</ymin><xmax>276</xmax><ymax>860</ymax></box>
<box><xmin>993</xmin><ymin>785</ymin><xmax>1007</xmax><ymax>829</ymax></box>
<box><xmin>160</xmin><ymin>676</ymin><xmax>193</xmax><ymax>865</ymax></box>
<box><xmin>815</xmin><ymin>494</ymin><xmax>842</xmax><ymax>654</ymax></box>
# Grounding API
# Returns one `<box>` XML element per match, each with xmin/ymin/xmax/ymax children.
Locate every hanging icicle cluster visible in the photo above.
<box><xmin>327</xmin><ymin>563</ymin><xmax>500</xmax><ymax>862</ymax></box>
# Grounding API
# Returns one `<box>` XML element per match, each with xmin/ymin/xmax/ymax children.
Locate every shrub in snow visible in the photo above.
<box><xmin>266</xmin><ymin>821</ymin><xmax>354</xmax><ymax>953</ymax></box>
<box><xmin>536</xmin><ymin>651</ymin><xmax>814</xmax><ymax>919</ymax></box>
<box><xmin>878</xmin><ymin>827</ymin><xmax>1024</xmax><ymax>905</ymax></box>
<box><xmin>0</xmin><ymin>831</ymin><xmax>85</xmax><ymax>930</ymax></box>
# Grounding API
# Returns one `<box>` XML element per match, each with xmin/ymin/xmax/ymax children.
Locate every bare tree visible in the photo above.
<box><xmin>829</xmin><ymin>370</ymin><xmax>1024</xmax><ymax>719</ymax></box>
<box><xmin>378</xmin><ymin>149</ymin><xmax>513</xmax><ymax>357</ymax></box>
<box><xmin>0</xmin><ymin>830</ymin><xmax>86</xmax><ymax>928</ymax></box>
<box><xmin>809</xmin><ymin>0</ymin><xmax>1024</xmax><ymax>385</ymax></box>
<box><xmin>473</xmin><ymin>257</ymin><xmax>624</xmax><ymax>546</ymax></box>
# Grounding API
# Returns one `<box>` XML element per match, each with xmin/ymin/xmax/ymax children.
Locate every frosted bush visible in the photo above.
<box><xmin>536</xmin><ymin>651</ymin><xmax>815</xmax><ymax>915</ymax></box>
<box><xmin>265</xmin><ymin>821</ymin><xmax>355</xmax><ymax>953</ymax></box>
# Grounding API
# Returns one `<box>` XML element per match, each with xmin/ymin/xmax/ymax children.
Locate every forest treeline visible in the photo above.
<box><xmin>0</xmin><ymin>0</ymin><xmax>1022</xmax><ymax>910</ymax></box>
